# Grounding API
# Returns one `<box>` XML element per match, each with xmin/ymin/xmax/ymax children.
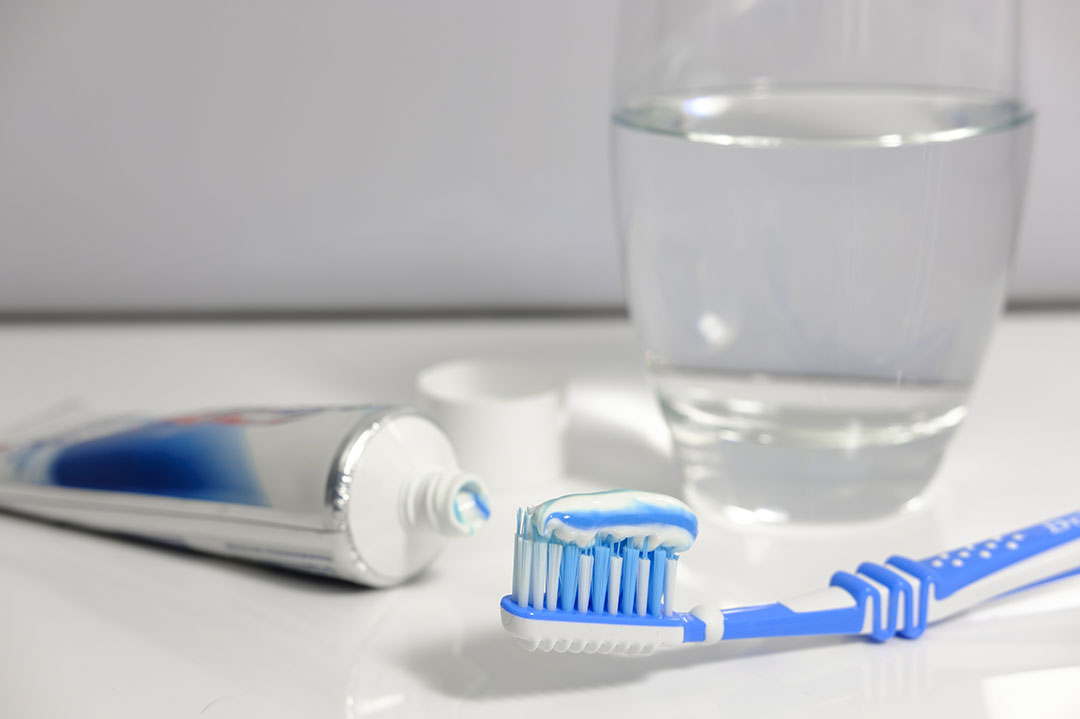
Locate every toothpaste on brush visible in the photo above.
<box><xmin>529</xmin><ymin>489</ymin><xmax>698</xmax><ymax>552</ymax></box>
<box><xmin>0</xmin><ymin>406</ymin><xmax>490</xmax><ymax>586</ymax></box>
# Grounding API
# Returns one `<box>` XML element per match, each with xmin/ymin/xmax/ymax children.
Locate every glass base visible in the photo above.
<box><xmin>677</xmin><ymin>436</ymin><xmax>948</xmax><ymax>524</ymax></box>
<box><xmin>657</xmin><ymin>372</ymin><xmax>965</xmax><ymax>524</ymax></box>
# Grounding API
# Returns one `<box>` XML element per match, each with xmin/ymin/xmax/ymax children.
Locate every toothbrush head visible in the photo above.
<box><xmin>500</xmin><ymin>490</ymin><xmax>706</xmax><ymax>655</ymax></box>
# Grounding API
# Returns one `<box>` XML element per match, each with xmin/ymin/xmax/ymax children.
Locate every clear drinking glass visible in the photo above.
<box><xmin>613</xmin><ymin>0</ymin><xmax>1034</xmax><ymax>523</ymax></box>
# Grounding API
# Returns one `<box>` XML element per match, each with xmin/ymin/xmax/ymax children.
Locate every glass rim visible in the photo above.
<box><xmin>613</xmin><ymin>83</ymin><xmax>1035</xmax><ymax>150</ymax></box>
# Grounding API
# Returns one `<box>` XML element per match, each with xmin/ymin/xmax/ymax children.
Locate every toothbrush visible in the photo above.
<box><xmin>500</xmin><ymin>491</ymin><xmax>1080</xmax><ymax>654</ymax></box>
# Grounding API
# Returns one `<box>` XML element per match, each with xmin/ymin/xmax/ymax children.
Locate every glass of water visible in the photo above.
<box><xmin>613</xmin><ymin>0</ymin><xmax>1033</xmax><ymax>523</ymax></box>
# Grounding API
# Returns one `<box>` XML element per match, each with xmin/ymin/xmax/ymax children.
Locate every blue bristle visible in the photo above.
<box><xmin>619</xmin><ymin>541</ymin><xmax>639</xmax><ymax>614</ymax></box>
<box><xmin>559</xmin><ymin>543</ymin><xmax>581</xmax><ymax>611</ymax></box>
<box><xmin>647</xmin><ymin>547</ymin><xmax>667</xmax><ymax>616</ymax></box>
<box><xmin>591</xmin><ymin>539</ymin><xmax>612</xmax><ymax>613</ymax></box>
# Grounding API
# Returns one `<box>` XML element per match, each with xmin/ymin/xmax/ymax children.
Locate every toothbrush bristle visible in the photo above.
<box><xmin>509</xmin><ymin>505</ymin><xmax>681</xmax><ymax>621</ymax></box>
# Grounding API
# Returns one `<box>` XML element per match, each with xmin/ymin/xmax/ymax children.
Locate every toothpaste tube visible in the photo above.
<box><xmin>0</xmin><ymin>406</ymin><xmax>490</xmax><ymax>586</ymax></box>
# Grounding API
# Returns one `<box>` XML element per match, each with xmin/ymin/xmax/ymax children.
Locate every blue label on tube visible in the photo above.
<box><xmin>8</xmin><ymin>419</ymin><xmax>268</xmax><ymax>506</ymax></box>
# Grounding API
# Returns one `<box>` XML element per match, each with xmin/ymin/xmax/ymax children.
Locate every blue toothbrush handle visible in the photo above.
<box><xmin>704</xmin><ymin>509</ymin><xmax>1080</xmax><ymax>644</ymax></box>
<box><xmin>915</xmin><ymin>509</ymin><xmax>1080</xmax><ymax>599</ymax></box>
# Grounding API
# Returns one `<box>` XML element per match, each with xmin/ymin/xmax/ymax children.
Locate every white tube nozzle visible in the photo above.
<box><xmin>404</xmin><ymin>470</ymin><xmax>491</xmax><ymax>537</ymax></box>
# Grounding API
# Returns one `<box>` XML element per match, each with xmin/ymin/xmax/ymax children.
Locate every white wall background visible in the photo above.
<box><xmin>1010</xmin><ymin>0</ymin><xmax>1080</xmax><ymax>302</ymax></box>
<box><xmin>0</xmin><ymin>0</ymin><xmax>1075</xmax><ymax>314</ymax></box>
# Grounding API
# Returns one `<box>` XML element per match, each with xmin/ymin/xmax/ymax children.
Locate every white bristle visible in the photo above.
<box><xmin>577</xmin><ymin>554</ymin><xmax>593</xmax><ymax>612</ymax></box>
<box><xmin>664</xmin><ymin>557</ymin><xmax>677</xmax><ymax>616</ymax></box>
<box><xmin>545</xmin><ymin>543</ymin><xmax>562</xmax><ymax>610</ymax></box>
<box><xmin>511</xmin><ymin>534</ymin><xmax>521</xmax><ymax>600</ymax></box>
<box><xmin>515</xmin><ymin>537</ymin><xmax>532</xmax><ymax>607</ymax></box>
<box><xmin>531</xmin><ymin>540</ymin><xmax>546</xmax><ymax>609</ymax></box>
<box><xmin>635</xmin><ymin>556</ymin><xmax>650</xmax><ymax>616</ymax></box>
<box><xmin>608</xmin><ymin>555</ymin><xmax>622</xmax><ymax>614</ymax></box>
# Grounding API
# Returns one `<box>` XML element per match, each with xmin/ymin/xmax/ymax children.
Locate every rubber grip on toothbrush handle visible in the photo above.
<box><xmin>917</xmin><ymin>509</ymin><xmax>1080</xmax><ymax>601</ymax></box>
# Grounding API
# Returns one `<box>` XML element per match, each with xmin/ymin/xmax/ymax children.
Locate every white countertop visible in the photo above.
<box><xmin>1</xmin><ymin>313</ymin><xmax>1079</xmax><ymax>718</ymax></box>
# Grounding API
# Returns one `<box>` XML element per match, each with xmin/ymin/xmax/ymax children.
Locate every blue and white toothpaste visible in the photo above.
<box><xmin>529</xmin><ymin>490</ymin><xmax>697</xmax><ymax>553</ymax></box>
<box><xmin>0</xmin><ymin>406</ymin><xmax>490</xmax><ymax>586</ymax></box>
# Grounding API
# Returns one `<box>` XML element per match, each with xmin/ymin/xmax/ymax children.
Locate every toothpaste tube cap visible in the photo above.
<box><xmin>417</xmin><ymin>359</ymin><xmax>565</xmax><ymax>488</ymax></box>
